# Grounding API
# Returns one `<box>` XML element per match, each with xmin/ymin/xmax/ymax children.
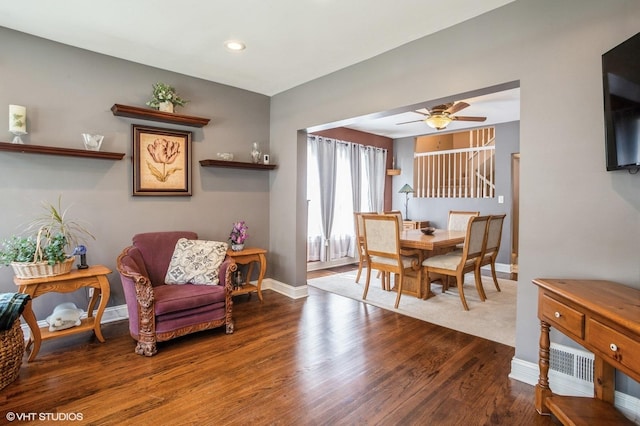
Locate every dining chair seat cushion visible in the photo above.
<box><xmin>423</xmin><ymin>254</ymin><xmax>463</xmax><ymax>270</ymax></box>
<box><xmin>370</xmin><ymin>255</ymin><xmax>416</xmax><ymax>268</ymax></box>
<box><xmin>423</xmin><ymin>254</ymin><xmax>477</xmax><ymax>271</ymax></box>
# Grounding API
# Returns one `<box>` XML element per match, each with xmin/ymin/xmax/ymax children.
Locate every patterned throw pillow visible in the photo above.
<box><xmin>165</xmin><ymin>238</ymin><xmax>228</xmax><ymax>285</ymax></box>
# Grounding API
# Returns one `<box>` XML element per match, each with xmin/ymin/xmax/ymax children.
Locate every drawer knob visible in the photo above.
<box><xmin>610</xmin><ymin>343</ymin><xmax>618</xmax><ymax>352</ymax></box>
<box><xmin>554</xmin><ymin>311</ymin><xmax>561</xmax><ymax>318</ymax></box>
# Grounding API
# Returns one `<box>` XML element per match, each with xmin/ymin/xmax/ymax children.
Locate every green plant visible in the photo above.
<box><xmin>0</xmin><ymin>196</ymin><xmax>94</xmax><ymax>266</ymax></box>
<box><xmin>145</xmin><ymin>82</ymin><xmax>188</xmax><ymax>109</ymax></box>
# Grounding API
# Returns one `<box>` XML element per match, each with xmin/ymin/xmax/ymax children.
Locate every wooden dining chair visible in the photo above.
<box><xmin>477</xmin><ymin>214</ymin><xmax>507</xmax><ymax>296</ymax></box>
<box><xmin>447</xmin><ymin>210</ymin><xmax>480</xmax><ymax>232</ymax></box>
<box><xmin>361</xmin><ymin>214</ymin><xmax>422</xmax><ymax>308</ymax></box>
<box><xmin>422</xmin><ymin>215</ymin><xmax>490</xmax><ymax>311</ymax></box>
<box><xmin>353</xmin><ymin>211</ymin><xmax>377</xmax><ymax>283</ymax></box>
<box><xmin>384</xmin><ymin>210</ymin><xmax>403</xmax><ymax>226</ymax></box>
<box><xmin>445</xmin><ymin>210</ymin><xmax>480</xmax><ymax>253</ymax></box>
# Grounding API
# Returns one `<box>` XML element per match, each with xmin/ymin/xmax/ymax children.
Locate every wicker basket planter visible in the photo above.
<box><xmin>0</xmin><ymin>319</ymin><xmax>24</xmax><ymax>391</ymax></box>
<box><xmin>11</xmin><ymin>257</ymin><xmax>74</xmax><ymax>279</ymax></box>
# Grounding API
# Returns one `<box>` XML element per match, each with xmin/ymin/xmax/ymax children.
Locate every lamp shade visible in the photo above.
<box><xmin>398</xmin><ymin>184</ymin><xmax>414</xmax><ymax>194</ymax></box>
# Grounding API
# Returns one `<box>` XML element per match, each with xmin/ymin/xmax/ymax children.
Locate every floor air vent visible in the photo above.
<box><xmin>550</xmin><ymin>343</ymin><xmax>594</xmax><ymax>383</ymax></box>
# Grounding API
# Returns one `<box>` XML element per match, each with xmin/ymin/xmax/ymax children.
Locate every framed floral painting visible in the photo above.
<box><xmin>132</xmin><ymin>125</ymin><xmax>192</xmax><ymax>196</ymax></box>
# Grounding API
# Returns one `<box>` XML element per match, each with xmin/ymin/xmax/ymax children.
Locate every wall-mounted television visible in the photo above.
<box><xmin>602</xmin><ymin>32</ymin><xmax>640</xmax><ymax>171</ymax></box>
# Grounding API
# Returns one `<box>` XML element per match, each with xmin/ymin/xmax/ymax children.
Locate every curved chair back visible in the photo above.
<box><xmin>484</xmin><ymin>214</ymin><xmax>506</xmax><ymax>257</ymax></box>
<box><xmin>384</xmin><ymin>210</ymin><xmax>403</xmax><ymax>224</ymax></box>
<box><xmin>132</xmin><ymin>231</ymin><xmax>198</xmax><ymax>286</ymax></box>
<box><xmin>353</xmin><ymin>212</ymin><xmax>377</xmax><ymax>283</ymax></box>
<box><xmin>479</xmin><ymin>214</ymin><xmax>507</xmax><ymax>293</ymax></box>
<box><xmin>448</xmin><ymin>210</ymin><xmax>479</xmax><ymax>232</ymax></box>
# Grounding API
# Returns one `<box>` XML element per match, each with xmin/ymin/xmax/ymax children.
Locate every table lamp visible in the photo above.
<box><xmin>398</xmin><ymin>184</ymin><xmax>414</xmax><ymax>220</ymax></box>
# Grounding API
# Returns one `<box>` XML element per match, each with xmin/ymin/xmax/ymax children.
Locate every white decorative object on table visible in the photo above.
<box><xmin>250</xmin><ymin>142</ymin><xmax>261</xmax><ymax>163</ymax></box>
<box><xmin>9</xmin><ymin>104</ymin><xmax>27</xmax><ymax>144</ymax></box>
<box><xmin>81</xmin><ymin>133</ymin><xmax>104</xmax><ymax>151</ymax></box>
<box><xmin>158</xmin><ymin>101</ymin><xmax>174</xmax><ymax>113</ymax></box>
<box><xmin>216</xmin><ymin>152</ymin><xmax>234</xmax><ymax>161</ymax></box>
<box><xmin>263</xmin><ymin>154</ymin><xmax>270</xmax><ymax>164</ymax></box>
<box><xmin>46</xmin><ymin>302</ymin><xmax>83</xmax><ymax>332</ymax></box>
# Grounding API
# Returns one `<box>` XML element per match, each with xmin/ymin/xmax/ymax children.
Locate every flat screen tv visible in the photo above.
<box><xmin>603</xmin><ymin>32</ymin><xmax>640</xmax><ymax>171</ymax></box>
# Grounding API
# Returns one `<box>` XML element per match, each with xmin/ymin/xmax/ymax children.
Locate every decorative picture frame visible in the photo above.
<box><xmin>132</xmin><ymin>125</ymin><xmax>192</xmax><ymax>196</ymax></box>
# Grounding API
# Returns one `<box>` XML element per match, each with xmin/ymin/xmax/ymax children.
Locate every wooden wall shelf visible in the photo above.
<box><xmin>0</xmin><ymin>142</ymin><xmax>125</xmax><ymax>160</ymax></box>
<box><xmin>387</xmin><ymin>169</ymin><xmax>401</xmax><ymax>175</ymax></box>
<box><xmin>199</xmin><ymin>159</ymin><xmax>277</xmax><ymax>170</ymax></box>
<box><xmin>111</xmin><ymin>104</ymin><xmax>210</xmax><ymax>128</ymax></box>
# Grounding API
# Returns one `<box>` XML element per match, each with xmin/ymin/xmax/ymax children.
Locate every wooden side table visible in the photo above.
<box><xmin>14</xmin><ymin>265</ymin><xmax>111</xmax><ymax>361</ymax></box>
<box><xmin>226</xmin><ymin>247</ymin><xmax>266</xmax><ymax>302</ymax></box>
<box><xmin>532</xmin><ymin>278</ymin><xmax>639</xmax><ymax>425</ymax></box>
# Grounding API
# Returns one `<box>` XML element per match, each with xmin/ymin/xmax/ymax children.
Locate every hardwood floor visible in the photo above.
<box><xmin>1</xmin><ymin>287</ymin><xmax>556</xmax><ymax>425</ymax></box>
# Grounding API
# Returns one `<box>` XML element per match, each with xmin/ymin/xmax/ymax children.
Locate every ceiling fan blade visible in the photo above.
<box><xmin>396</xmin><ymin>119</ymin><xmax>426</xmax><ymax>125</ymax></box>
<box><xmin>445</xmin><ymin>102</ymin><xmax>470</xmax><ymax>114</ymax></box>
<box><xmin>451</xmin><ymin>115</ymin><xmax>486</xmax><ymax>122</ymax></box>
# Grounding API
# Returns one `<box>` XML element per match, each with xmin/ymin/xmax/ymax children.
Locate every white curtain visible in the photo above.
<box><xmin>307</xmin><ymin>135</ymin><xmax>387</xmax><ymax>262</ymax></box>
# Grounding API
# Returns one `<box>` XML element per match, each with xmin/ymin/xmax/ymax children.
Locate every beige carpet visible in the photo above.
<box><xmin>308</xmin><ymin>270</ymin><xmax>516</xmax><ymax>347</ymax></box>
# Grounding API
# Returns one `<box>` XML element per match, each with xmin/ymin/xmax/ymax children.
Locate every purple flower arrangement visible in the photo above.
<box><xmin>229</xmin><ymin>221</ymin><xmax>249</xmax><ymax>245</ymax></box>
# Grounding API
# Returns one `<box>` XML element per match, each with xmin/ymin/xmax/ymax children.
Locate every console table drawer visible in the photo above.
<box><xmin>588</xmin><ymin>319</ymin><xmax>640</xmax><ymax>374</ymax></box>
<box><xmin>540</xmin><ymin>294</ymin><xmax>584</xmax><ymax>339</ymax></box>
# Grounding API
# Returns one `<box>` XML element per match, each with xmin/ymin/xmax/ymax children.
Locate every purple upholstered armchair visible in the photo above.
<box><xmin>116</xmin><ymin>231</ymin><xmax>236</xmax><ymax>356</ymax></box>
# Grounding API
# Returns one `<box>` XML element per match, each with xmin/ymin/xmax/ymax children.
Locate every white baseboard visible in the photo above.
<box><xmin>509</xmin><ymin>356</ymin><xmax>640</xmax><ymax>423</ymax></box>
<box><xmin>261</xmin><ymin>278</ymin><xmax>308</xmax><ymax>299</ymax></box>
<box><xmin>307</xmin><ymin>257</ymin><xmax>356</xmax><ymax>272</ymax></box>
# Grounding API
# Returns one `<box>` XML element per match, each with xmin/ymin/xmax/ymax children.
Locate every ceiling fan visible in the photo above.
<box><xmin>397</xmin><ymin>102</ymin><xmax>486</xmax><ymax>130</ymax></box>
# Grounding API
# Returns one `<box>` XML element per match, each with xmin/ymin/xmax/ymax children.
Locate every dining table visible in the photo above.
<box><xmin>400</xmin><ymin>228</ymin><xmax>466</xmax><ymax>252</ymax></box>
<box><xmin>398</xmin><ymin>228</ymin><xmax>466</xmax><ymax>298</ymax></box>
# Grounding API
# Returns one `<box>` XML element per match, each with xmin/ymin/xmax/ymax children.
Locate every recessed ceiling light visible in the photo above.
<box><xmin>224</xmin><ymin>40</ymin><xmax>246</xmax><ymax>51</ymax></box>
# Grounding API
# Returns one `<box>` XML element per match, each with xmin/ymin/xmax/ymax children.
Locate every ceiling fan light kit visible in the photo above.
<box><xmin>397</xmin><ymin>101</ymin><xmax>486</xmax><ymax>131</ymax></box>
<box><xmin>425</xmin><ymin>114</ymin><xmax>452</xmax><ymax>130</ymax></box>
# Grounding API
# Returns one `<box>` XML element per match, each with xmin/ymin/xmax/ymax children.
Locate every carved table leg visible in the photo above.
<box><xmin>535</xmin><ymin>320</ymin><xmax>553</xmax><ymax>415</ymax></box>
<box><xmin>21</xmin><ymin>300</ymin><xmax>41</xmax><ymax>362</ymax></box>
<box><xmin>92</xmin><ymin>275</ymin><xmax>111</xmax><ymax>343</ymax></box>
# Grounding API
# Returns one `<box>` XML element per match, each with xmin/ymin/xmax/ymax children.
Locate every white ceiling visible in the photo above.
<box><xmin>0</xmin><ymin>0</ymin><xmax>519</xmax><ymax>138</ymax></box>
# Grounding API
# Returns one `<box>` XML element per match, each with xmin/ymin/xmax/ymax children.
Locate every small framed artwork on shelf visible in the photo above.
<box><xmin>132</xmin><ymin>124</ymin><xmax>192</xmax><ymax>196</ymax></box>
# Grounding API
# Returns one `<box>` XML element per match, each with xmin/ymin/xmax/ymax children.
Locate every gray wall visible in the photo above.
<box><xmin>0</xmin><ymin>28</ymin><xmax>271</xmax><ymax>318</ymax></box>
<box><xmin>392</xmin><ymin>121</ymin><xmax>519</xmax><ymax>265</ymax></box>
<box><xmin>270</xmin><ymin>0</ymin><xmax>640</xmax><ymax>395</ymax></box>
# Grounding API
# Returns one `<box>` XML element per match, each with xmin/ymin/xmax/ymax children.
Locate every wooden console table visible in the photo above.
<box><xmin>14</xmin><ymin>265</ymin><xmax>112</xmax><ymax>361</ymax></box>
<box><xmin>533</xmin><ymin>278</ymin><xmax>640</xmax><ymax>425</ymax></box>
<box><xmin>226</xmin><ymin>247</ymin><xmax>266</xmax><ymax>302</ymax></box>
<box><xmin>402</xmin><ymin>220</ymin><xmax>429</xmax><ymax>230</ymax></box>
